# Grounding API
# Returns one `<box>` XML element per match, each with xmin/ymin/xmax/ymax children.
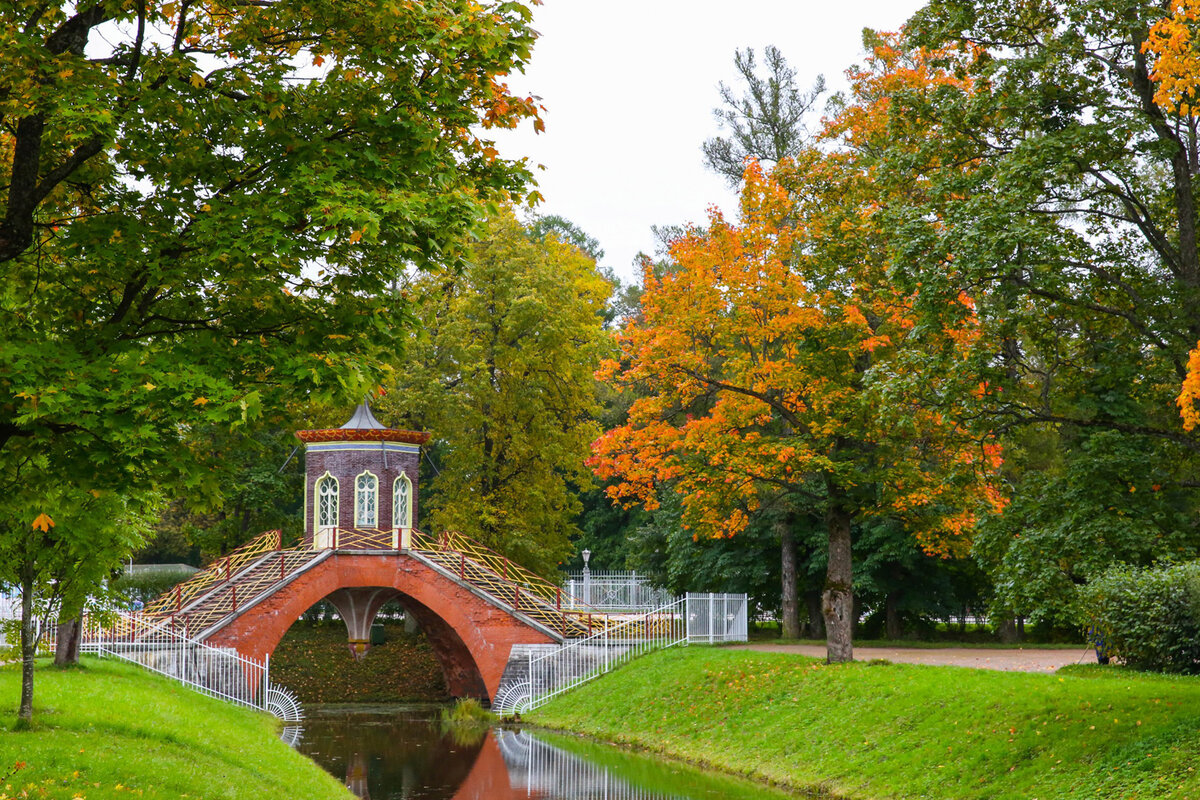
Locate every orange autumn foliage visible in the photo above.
<box><xmin>1179</xmin><ymin>341</ymin><xmax>1200</xmax><ymax>431</ymax></box>
<box><xmin>1144</xmin><ymin>0</ymin><xmax>1200</xmax><ymax>116</ymax></box>
<box><xmin>592</xmin><ymin>35</ymin><xmax>1004</xmax><ymax>558</ymax></box>
<box><xmin>592</xmin><ymin>168</ymin><xmax>1003</xmax><ymax>557</ymax></box>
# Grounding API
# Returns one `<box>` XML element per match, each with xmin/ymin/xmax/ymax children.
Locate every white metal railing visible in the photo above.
<box><xmin>493</xmin><ymin>592</ymin><xmax>749</xmax><ymax>715</ymax></box>
<box><xmin>0</xmin><ymin>587</ymin><xmax>19</xmax><ymax>621</ymax></box>
<box><xmin>33</xmin><ymin>609</ymin><xmax>301</xmax><ymax>722</ymax></box>
<box><xmin>562</xmin><ymin>571</ymin><xmax>675</xmax><ymax>611</ymax></box>
<box><xmin>686</xmin><ymin>592</ymin><xmax>749</xmax><ymax>643</ymax></box>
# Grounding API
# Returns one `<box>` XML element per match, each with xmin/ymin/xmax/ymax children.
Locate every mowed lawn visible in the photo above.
<box><xmin>0</xmin><ymin>657</ymin><xmax>350</xmax><ymax>800</ymax></box>
<box><xmin>533</xmin><ymin>647</ymin><xmax>1200</xmax><ymax>800</ymax></box>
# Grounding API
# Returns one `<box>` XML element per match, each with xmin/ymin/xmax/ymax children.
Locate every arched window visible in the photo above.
<box><xmin>355</xmin><ymin>471</ymin><xmax>378</xmax><ymax>528</ymax></box>
<box><xmin>393</xmin><ymin>473</ymin><xmax>413</xmax><ymax>529</ymax></box>
<box><xmin>316</xmin><ymin>473</ymin><xmax>339</xmax><ymax>531</ymax></box>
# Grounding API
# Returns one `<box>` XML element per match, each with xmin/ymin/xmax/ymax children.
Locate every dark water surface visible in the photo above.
<box><xmin>296</xmin><ymin>704</ymin><xmax>816</xmax><ymax>800</ymax></box>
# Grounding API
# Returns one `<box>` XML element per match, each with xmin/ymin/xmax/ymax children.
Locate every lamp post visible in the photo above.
<box><xmin>582</xmin><ymin>549</ymin><xmax>592</xmax><ymax>606</ymax></box>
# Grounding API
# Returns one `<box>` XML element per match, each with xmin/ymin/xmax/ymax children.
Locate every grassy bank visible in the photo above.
<box><xmin>532</xmin><ymin>647</ymin><xmax>1200</xmax><ymax>800</ymax></box>
<box><xmin>271</xmin><ymin>623</ymin><xmax>447</xmax><ymax>703</ymax></box>
<box><xmin>1</xmin><ymin>658</ymin><xmax>351</xmax><ymax>800</ymax></box>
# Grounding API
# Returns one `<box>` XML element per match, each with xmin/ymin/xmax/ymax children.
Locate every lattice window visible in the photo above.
<box><xmin>355</xmin><ymin>471</ymin><xmax>378</xmax><ymax>528</ymax></box>
<box><xmin>393</xmin><ymin>473</ymin><xmax>412</xmax><ymax>529</ymax></box>
<box><xmin>316</xmin><ymin>473</ymin><xmax>339</xmax><ymax>529</ymax></box>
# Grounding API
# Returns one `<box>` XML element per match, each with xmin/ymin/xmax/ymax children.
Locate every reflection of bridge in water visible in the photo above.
<box><xmin>298</xmin><ymin>708</ymin><xmax>693</xmax><ymax>800</ymax></box>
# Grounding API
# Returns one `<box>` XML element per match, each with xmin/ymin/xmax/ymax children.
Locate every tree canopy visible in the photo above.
<box><xmin>382</xmin><ymin>209</ymin><xmax>612</xmax><ymax>575</ymax></box>
<box><xmin>1</xmin><ymin>0</ymin><xmax>543</xmax><ymax>723</ymax></box>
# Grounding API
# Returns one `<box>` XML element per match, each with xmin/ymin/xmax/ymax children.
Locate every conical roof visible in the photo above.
<box><xmin>340</xmin><ymin>399</ymin><xmax>387</xmax><ymax>431</ymax></box>
<box><xmin>295</xmin><ymin>400</ymin><xmax>430</xmax><ymax>445</ymax></box>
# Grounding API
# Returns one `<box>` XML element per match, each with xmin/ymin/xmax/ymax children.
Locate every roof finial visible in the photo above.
<box><xmin>340</xmin><ymin>398</ymin><xmax>387</xmax><ymax>430</ymax></box>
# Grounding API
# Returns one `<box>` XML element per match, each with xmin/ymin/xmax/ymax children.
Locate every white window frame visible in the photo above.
<box><xmin>315</xmin><ymin>472</ymin><xmax>339</xmax><ymax>548</ymax></box>
<box><xmin>355</xmin><ymin>470</ymin><xmax>379</xmax><ymax>528</ymax></box>
<box><xmin>393</xmin><ymin>472</ymin><xmax>413</xmax><ymax>530</ymax></box>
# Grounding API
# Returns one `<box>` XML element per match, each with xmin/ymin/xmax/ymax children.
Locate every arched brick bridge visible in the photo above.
<box><xmin>144</xmin><ymin>528</ymin><xmax>608</xmax><ymax>702</ymax></box>
<box><xmin>143</xmin><ymin>403</ymin><xmax>610</xmax><ymax>703</ymax></box>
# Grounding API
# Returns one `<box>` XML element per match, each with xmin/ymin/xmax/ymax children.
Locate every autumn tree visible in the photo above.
<box><xmin>592</xmin><ymin>152</ymin><xmax>1004</xmax><ymax>662</ymax></box>
<box><xmin>381</xmin><ymin>210</ymin><xmax>612</xmax><ymax>576</ymax></box>
<box><xmin>1</xmin><ymin>0</ymin><xmax>541</xmax><ymax>724</ymax></box>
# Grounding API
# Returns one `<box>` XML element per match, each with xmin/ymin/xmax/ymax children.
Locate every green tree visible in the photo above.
<box><xmin>382</xmin><ymin>210</ymin><xmax>612</xmax><ymax>576</ymax></box>
<box><xmin>702</xmin><ymin>45</ymin><xmax>825</xmax><ymax>185</ymax></box>
<box><xmin>0</xmin><ymin>473</ymin><xmax>159</xmax><ymax>725</ymax></box>
<box><xmin>878</xmin><ymin>1</ymin><xmax>1200</xmax><ymax>618</ymax></box>
<box><xmin>1</xmin><ymin>0</ymin><xmax>541</xmax><ymax>724</ymax></box>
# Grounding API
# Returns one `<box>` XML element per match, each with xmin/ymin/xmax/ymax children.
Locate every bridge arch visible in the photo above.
<box><xmin>204</xmin><ymin>553</ymin><xmax>554</xmax><ymax>702</ymax></box>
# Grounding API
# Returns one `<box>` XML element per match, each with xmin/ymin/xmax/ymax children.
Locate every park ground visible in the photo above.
<box><xmin>532</xmin><ymin>646</ymin><xmax>1200</xmax><ymax>800</ymax></box>
<box><xmin>735</xmin><ymin>641</ymin><xmax>1099</xmax><ymax>672</ymax></box>
<box><xmin>0</xmin><ymin>658</ymin><xmax>351</xmax><ymax>800</ymax></box>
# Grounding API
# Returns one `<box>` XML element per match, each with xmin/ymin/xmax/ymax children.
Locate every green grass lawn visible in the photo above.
<box><xmin>0</xmin><ymin>657</ymin><xmax>351</xmax><ymax>800</ymax></box>
<box><xmin>532</xmin><ymin>647</ymin><xmax>1200</xmax><ymax>800</ymax></box>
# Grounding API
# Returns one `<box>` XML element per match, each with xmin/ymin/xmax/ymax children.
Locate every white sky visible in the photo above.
<box><xmin>494</xmin><ymin>0</ymin><xmax>929</xmax><ymax>285</ymax></box>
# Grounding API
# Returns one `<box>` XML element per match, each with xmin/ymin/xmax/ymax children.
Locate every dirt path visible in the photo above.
<box><xmin>730</xmin><ymin>643</ymin><xmax>1098</xmax><ymax>672</ymax></box>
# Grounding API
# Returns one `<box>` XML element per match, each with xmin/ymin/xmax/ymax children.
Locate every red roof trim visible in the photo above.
<box><xmin>296</xmin><ymin>429</ymin><xmax>430</xmax><ymax>445</ymax></box>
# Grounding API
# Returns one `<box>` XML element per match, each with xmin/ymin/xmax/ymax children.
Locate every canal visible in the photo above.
<box><xmin>296</xmin><ymin>704</ymin><xmax>827</xmax><ymax>799</ymax></box>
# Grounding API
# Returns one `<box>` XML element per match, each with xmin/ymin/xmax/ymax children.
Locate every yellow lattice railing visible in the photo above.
<box><xmin>144</xmin><ymin>529</ymin><xmax>283</xmax><ymax>616</ymax></box>
<box><xmin>320</xmin><ymin>528</ymin><xmax>396</xmax><ymax>550</ymax></box>
<box><xmin>409</xmin><ymin>529</ymin><xmax>593</xmax><ymax>613</ymax></box>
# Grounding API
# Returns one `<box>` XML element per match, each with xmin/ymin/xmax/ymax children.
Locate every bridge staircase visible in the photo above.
<box><xmin>143</xmin><ymin>528</ymin><xmax>613</xmax><ymax>642</ymax></box>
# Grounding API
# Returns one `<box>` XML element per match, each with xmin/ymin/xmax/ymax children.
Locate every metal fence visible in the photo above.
<box><xmin>562</xmin><ymin>571</ymin><xmax>676</xmax><ymax>611</ymax></box>
<box><xmin>0</xmin><ymin>588</ymin><xmax>18</xmax><ymax>622</ymax></box>
<box><xmin>685</xmin><ymin>592</ymin><xmax>749</xmax><ymax>643</ymax></box>
<box><xmin>26</xmin><ymin>608</ymin><xmax>302</xmax><ymax>722</ymax></box>
<box><xmin>494</xmin><ymin>592</ymin><xmax>748</xmax><ymax>715</ymax></box>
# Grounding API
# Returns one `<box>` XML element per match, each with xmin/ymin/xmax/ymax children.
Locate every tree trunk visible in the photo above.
<box><xmin>54</xmin><ymin>616</ymin><xmax>82</xmax><ymax>667</ymax></box>
<box><xmin>17</xmin><ymin>565</ymin><xmax>35</xmax><ymax>727</ymax></box>
<box><xmin>804</xmin><ymin>591</ymin><xmax>825</xmax><ymax>639</ymax></box>
<box><xmin>822</xmin><ymin>500</ymin><xmax>854</xmax><ymax>663</ymax></box>
<box><xmin>777</xmin><ymin>518</ymin><xmax>800</xmax><ymax>640</ymax></box>
<box><xmin>885</xmin><ymin>590</ymin><xmax>903</xmax><ymax>640</ymax></box>
<box><xmin>997</xmin><ymin>617</ymin><xmax>1019</xmax><ymax>644</ymax></box>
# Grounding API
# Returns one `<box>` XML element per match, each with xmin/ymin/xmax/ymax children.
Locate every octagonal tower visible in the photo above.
<box><xmin>296</xmin><ymin>401</ymin><xmax>430</xmax><ymax>549</ymax></box>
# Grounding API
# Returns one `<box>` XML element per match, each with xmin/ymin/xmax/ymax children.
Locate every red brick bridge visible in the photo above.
<box><xmin>143</xmin><ymin>404</ymin><xmax>608</xmax><ymax>703</ymax></box>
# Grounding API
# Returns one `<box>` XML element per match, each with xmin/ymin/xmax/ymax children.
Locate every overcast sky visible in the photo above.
<box><xmin>493</xmin><ymin>0</ymin><xmax>929</xmax><ymax>285</ymax></box>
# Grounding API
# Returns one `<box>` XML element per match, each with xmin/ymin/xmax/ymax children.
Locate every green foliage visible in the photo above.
<box><xmin>873</xmin><ymin>2</ymin><xmax>1200</xmax><ymax>618</ymax></box>
<box><xmin>138</xmin><ymin>421</ymin><xmax>307</xmax><ymax>563</ymax></box>
<box><xmin>269</xmin><ymin>623</ymin><xmax>447</xmax><ymax>703</ymax></box>
<box><xmin>439</xmin><ymin>697</ymin><xmax>494</xmax><ymax>725</ymax></box>
<box><xmin>1</xmin><ymin>0</ymin><xmax>540</xmax><ymax>720</ymax></box>
<box><xmin>535</xmin><ymin>647</ymin><xmax>1200</xmax><ymax>800</ymax></box>
<box><xmin>382</xmin><ymin>209</ymin><xmax>612</xmax><ymax>575</ymax></box>
<box><xmin>110</xmin><ymin>569</ymin><xmax>200</xmax><ymax>606</ymax></box>
<box><xmin>702</xmin><ymin>45</ymin><xmax>825</xmax><ymax>185</ymax></box>
<box><xmin>1081</xmin><ymin>561</ymin><xmax>1200</xmax><ymax>673</ymax></box>
<box><xmin>0</xmin><ymin>658</ymin><xmax>349</xmax><ymax>798</ymax></box>
<box><xmin>976</xmin><ymin>430</ymin><xmax>1199</xmax><ymax>626</ymax></box>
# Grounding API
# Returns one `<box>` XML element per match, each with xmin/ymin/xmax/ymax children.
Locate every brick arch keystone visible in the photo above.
<box><xmin>204</xmin><ymin>553</ymin><xmax>554</xmax><ymax>701</ymax></box>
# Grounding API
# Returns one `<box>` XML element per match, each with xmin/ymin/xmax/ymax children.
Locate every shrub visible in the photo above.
<box><xmin>111</xmin><ymin>568</ymin><xmax>198</xmax><ymax>606</ymax></box>
<box><xmin>1079</xmin><ymin>561</ymin><xmax>1200</xmax><ymax>673</ymax></box>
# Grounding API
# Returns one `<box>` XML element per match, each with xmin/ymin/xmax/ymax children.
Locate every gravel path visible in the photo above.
<box><xmin>730</xmin><ymin>643</ymin><xmax>1098</xmax><ymax>672</ymax></box>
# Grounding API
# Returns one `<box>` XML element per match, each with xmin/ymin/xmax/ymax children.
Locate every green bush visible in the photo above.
<box><xmin>110</xmin><ymin>568</ymin><xmax>197</xmax><ymax>606</ymax></box>
<box><xmin>1080</xmin><ymin>561</ymin><xmax>1200</xmax><ymax>673</ymax></box>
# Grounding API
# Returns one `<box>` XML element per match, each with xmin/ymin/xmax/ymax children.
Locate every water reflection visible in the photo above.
<box><xmin>297</xmin><ymin>705</ymin><xmax>810</xmax><ymax>800</ymax></box>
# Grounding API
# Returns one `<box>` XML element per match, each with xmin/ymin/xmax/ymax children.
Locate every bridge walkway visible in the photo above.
<box><xmin>143</xmin><ymin>528</ymin><xmax>609</xmax><ymax>643</ymax></box>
